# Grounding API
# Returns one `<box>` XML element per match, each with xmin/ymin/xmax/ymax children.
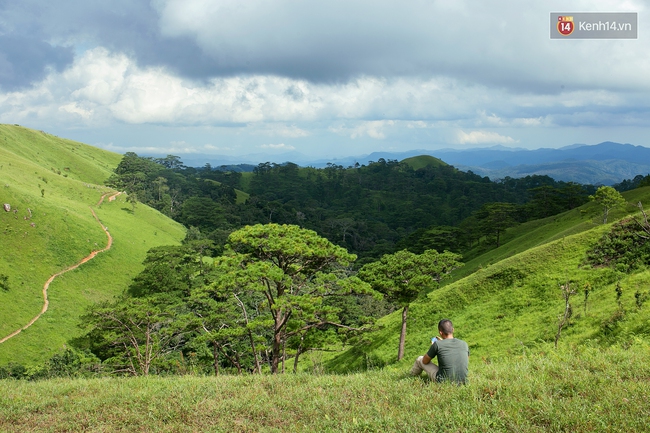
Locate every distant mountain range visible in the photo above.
<box><xmin>176</xmin><ymin>141</ymin><xmax>650</xmax><ymax>186</ymax></box>
<box><xmin>431</xmin><ymin>142</ymin><xmax>650</xmax><ymax>185</ymax></box>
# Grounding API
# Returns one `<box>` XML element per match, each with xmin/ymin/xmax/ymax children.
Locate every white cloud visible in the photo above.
<box><xmin>0</xmin><ymin>50</ymin><xmax>479</xmax><ymax>126</ymax></box>
<box><xmin>260</xmin><ymin>143</ymin><xmax>295</xmax><ymax>150</ymax></box>
<box><xmin>3</xmin><ymin>47</ymin><xmax>648</xmax><ymax>134</ymax></box>
<box><xmin>204</xmin><ymin>144</ymin><xmax>233</xmax><ymax>151</ymax></box>
<box><xmin>476</xmin><ymin>111</ymin><xmax>506</xmax><ymax>127</ymax></box>
<box><xmin>98</xmin><ymin>139</ymin><xmax>235</xmax><ymax>155</ymax></box>
<box><xmin>58</xmin><ymin>102</ymin><xmax>93</xmax><ymax>120</ymax></box>
<box><xmin>68</xmin><ymin>50</ymin><xmax>130</xmax><ymax>105</ymax></box>
<box><xmin>405</xmin><ymin>121</ymin><xmax>429</xmax><ymax>129</ymax></box>
<box><xmin>349</xmin><ymin>120</ymin><xmax>395</xmax><ymax>139</ymax></box>
<box><xmin>475</xmin><ymin>111</ymin><xmax>547</xmax><ymax>128</ymax></box>
<box><xmin>456</xmin><ymin>130</ymin><xmax>518</xmax><ymax>145</ymax></box>
<box><xmin>251</xmin><ymin>124</ymin><xmax>311</xmax><ymax>137</ymax></box>
<box><xmin>512</xmin><ymin>117</ymin><xmax>544</xmax><ymax>127</ymax></box>
<box><xmin>2</xmin><ymin>41</ymin><xmax>650</xmax><ymax>157</ymax></box>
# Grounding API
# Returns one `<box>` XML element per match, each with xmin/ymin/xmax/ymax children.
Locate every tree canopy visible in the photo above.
<box><xmin>358</xmin><ymin>249</ymin><xmax>463</xmax><ymax>360</ymax></box>
<box><xmin>105</xmin><ymin>153</ymin><xmax>595</xmax><ymax>261</ymax></box>
<box><xmin>208</xmin><ymin>224</ymin><xmax>376</xmax><ymax>373</ymax></box>
<box><xmin>80</xmin><ymin>224</ymin><xmax>378</xmax><ymax>375</ymax></box>
<box><xmin>590</xmin><ymin>186</ymin><xmax>626</xmax><ymax>224</ymax></box>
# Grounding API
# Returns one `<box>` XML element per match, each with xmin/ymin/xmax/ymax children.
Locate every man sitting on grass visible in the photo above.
<box><xmin>410</xmin><ymin>319</ymin><xmax>469</xmax><ymax>384</ymax></box>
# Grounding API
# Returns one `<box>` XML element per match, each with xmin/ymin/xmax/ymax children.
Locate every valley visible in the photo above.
<box><xmin>1</xmin><ymin>125</ymin><xmax>649</xmax><ymax>431</ymax></box>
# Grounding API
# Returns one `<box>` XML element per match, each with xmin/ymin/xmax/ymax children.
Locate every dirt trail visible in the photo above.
<box><xmin>0</xmin><ymin>191</ymin><xmax>121</xmax><ymax>344</ymax></box>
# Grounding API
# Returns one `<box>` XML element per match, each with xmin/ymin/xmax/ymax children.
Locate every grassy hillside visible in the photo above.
<box><xmin>325</xmin><ymin>186</ymin><xmax>650</xmax><ymax>372</ymax></box>
<box><xmin>202</xmin><ymin>178</ymin><xmax>250</xmax><ymax>204</ymax></box>
<box><xmin>401</xmin><ymin>154</ymin><xmax>448</xmax><ymax>170</ymax></box>
<box><xmin>0</xmin><ymin>125</ymin><xmax>121</xmax><ymax>184</ymax></box>
<box><xmin>2</xmin><ymin>345</ymin><xmax>649</xmax><ymax>431</ymax></box>
<box><xmin>454</xmin><ymin>187</ymin><xmax>646</xmax><ymax>279</ymax></box>
<box><xmin>0</xmin><ymin>125</ymin><xmax>186</xmax><ymax>365</ymax></box>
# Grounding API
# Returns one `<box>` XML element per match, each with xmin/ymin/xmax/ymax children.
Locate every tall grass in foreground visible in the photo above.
<box><xmin>2</xmin><ymin>344</ymin><xmax>648</xmax><ymax>432</ymax></box>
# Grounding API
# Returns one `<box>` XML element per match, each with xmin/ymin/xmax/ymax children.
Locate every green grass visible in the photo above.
<box><xmin>239</xmin><ymin>172</ymin><xmax>254</xmax><ymax>193</ymax></box>
<box><xmin>235</xmin><ymin>189</ymin><xmax>250</xmax><ymax>204</ymax></box>
<box><xmin>1</xmin><ymin>344</ymin><xmax>648</xmax><ymax>432</ymax></box>
<box><xmin>197</xmin><ymin>178</ymin><xmax>249</xmax><ymax>204</ymax></box>
<box><xmin>0</xmin><ymin>124</ymin><xmax>121</xmax><ymax>184</ymax></box>
<box><xmin>400</xmin><ymin>155</ymin><xmax>448</xmax><ymax>170</ymax></box>
<box><xmin>0</xmin><ymin>125</ymin><xmax>186</xmax><ymax>365</ymax></box>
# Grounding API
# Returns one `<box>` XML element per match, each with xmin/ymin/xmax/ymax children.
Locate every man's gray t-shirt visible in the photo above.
<box><xmin>426</xmin><ymin>338</ymin><xmax>469</xmax><ymax>383</ymax></box>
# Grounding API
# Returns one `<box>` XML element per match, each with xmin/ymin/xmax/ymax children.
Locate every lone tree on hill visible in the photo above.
<box><xmin>590</xmin><ymin>186</ymin><xmax>626</xmax><ymax>224</ymax></box>
<box><xmin>475</xmin><ymin>202</ymin><xmax>518</xmax><ymax>248</ymax></box>
<box><xmin>358</xmin><ymin>249</ymin><xmax>463</xmax><ymax>361</ymax></box>
<box><xmin>208</xmin><ymin>223</ymin><xmax>376</xmax><ymax>374</ymax></box>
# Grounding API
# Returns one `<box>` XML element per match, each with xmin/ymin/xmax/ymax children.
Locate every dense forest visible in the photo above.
<box><xmin>106</xmin><ymin>153</ymin><xmax>597</xmax><ymax>262</ymax></box>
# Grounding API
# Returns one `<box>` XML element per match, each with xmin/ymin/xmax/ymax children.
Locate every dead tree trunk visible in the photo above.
<box><xmin>555</xmin><ymin>281</ymin><xmax>575</xmax><ymax>348</ymax></box>
<box><xmin>213</xmin><ymin>342</ymin><xmax>219</xmax><ymax>376</ymax></box>
<box><xmin>398</xmin><ymin>305</ymin><xmax>408</xmax><ymax>361</ymax></box>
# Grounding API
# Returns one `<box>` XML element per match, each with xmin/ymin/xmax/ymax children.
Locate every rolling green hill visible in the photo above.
<box><xmin>400</xmin><ymin>154</ymin><xmax>448</xmax><ymax>170</ymax></box>
<box><xmin>0</xmin><ymin>125</ymin><xmax>186</xmax><ymax>365</ymax></box>
<box><xmin>325</xmin><ymin>186</ymin><xmax>650</xmax><ymax>372</ymax></box>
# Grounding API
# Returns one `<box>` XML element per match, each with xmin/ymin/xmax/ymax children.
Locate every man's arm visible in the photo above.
<box><xmin>423</xmin><ymin>340</ymin><xmax>439</xmax><ymax>365</ymax></box>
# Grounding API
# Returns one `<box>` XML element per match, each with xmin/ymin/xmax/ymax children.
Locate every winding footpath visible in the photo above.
<box><xmin>0</xmin><ymin>192</ymin><xmax>121</xmax><ymax>344</ymax></box>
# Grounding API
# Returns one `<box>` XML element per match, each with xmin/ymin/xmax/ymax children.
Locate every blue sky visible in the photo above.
<box><xmin>1</xmin><ymin>0</ymin><xmax>648</xmax><ymax>164</ymax></box>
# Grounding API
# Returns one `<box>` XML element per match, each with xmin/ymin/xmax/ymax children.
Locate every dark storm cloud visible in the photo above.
<box><xmin>12</xmin><ymin>0</ymin><xmax>393</xmax><ymax>82</ymax></box>
<box><xmin>0</xmin><ymin>1</ymin><xmax>191</xmax><ymax>84</ymax></box>
<box><xmin>58</xmin><ymin>1</ymin><xmax>224</xmax><ymax>81</ymax></box>
<box><xmin>2</xmin><ymin>0</ymin><xmax>247</xmax><ymax>85</ymax></box>
<box><xmin>0</xmin><ymin>1</ymin><xmax>73</xmax><ymax>89</ymax></box>
<box><xmin>151</xmin><ymin>1</ymin><xmax>475</xmax><ymax>83</ymax></box>
<box><xmin>0</xmin><ymin>35</ymin><xmax>73</xmax><ymax>90</ymax></box>
<box><xmin>148</xmin><ymin>0</ymin><xmax>648</xmax><ymax>93</ymax></box>
<box><xmin>2</xmin><ymin>0</ymin><xmax>615</xmax><ymax>92</ymax></box>
<box><xmin>1</xmin><ymin>0</ymin><xmax>647</xmax><ymax>98</ymax></box>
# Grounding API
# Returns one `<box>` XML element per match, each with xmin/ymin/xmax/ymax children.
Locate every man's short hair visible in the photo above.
<box><xmin>438</xmin><ymin>319</ymin><xmax>454</xmax><ymax>335</ymax></box>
